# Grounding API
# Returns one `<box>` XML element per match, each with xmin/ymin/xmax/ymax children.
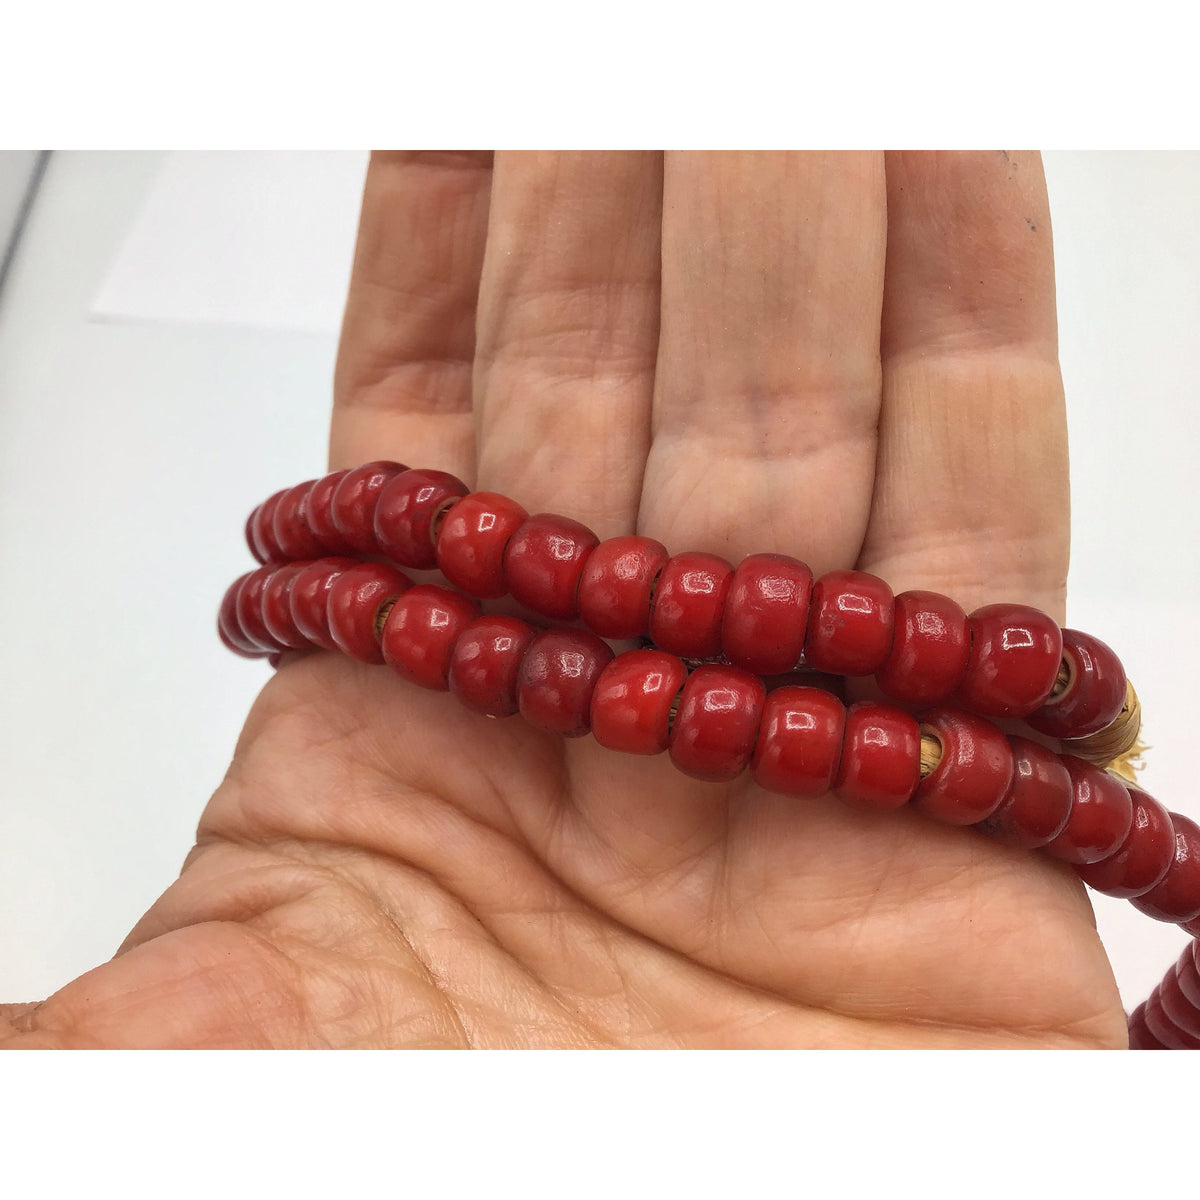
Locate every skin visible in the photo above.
<box><xmin>0</xmin><ymin>151</ymin><xmax>1128</xmax><ymax>1049</ymax></box>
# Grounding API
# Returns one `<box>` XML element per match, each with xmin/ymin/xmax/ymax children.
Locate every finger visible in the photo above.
<box><xmin>331</xmin><ymin>151</ymin><xmax>493</xmax><ymax>479</ymax></box>
<box><xmin>859</xmin><ymin>151</ymin><xmax>1069</xmax><ymax>619</ymax></box>
<box><xmin>639</xmin><ymin>151</ymin><xmax>887</xmax><ymax>573</ymax></box>
<box><xmin>472</xmin><ymin>151</ymin><xmax>663</xmax><ymax>535</ymax></box>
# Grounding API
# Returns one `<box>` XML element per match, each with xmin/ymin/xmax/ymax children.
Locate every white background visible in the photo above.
<box><xmin>0</xmin><ymin>150</ymin><xmax>1197</xmax><ymax>1022</ymax></box>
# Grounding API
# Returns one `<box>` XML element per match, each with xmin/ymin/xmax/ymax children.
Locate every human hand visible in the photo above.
<box><xmin>1</xmin><ymin>150</ymin><xmax>1126</xmax><ymax>1048</ymax></box>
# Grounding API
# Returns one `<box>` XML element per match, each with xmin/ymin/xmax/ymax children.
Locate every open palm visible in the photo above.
<box><xmin>1</xmin><ymin>151</ymin><xmax>1127</xmax><ymax>1048</ymax></box>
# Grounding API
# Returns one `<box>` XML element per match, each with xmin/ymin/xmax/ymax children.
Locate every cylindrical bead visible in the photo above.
<box><xmin>331</xmin><ymin>460</ymin><xmax>407</xmax><ymax>555</ymax></box>
<box><xmin>1026</xmin><ymin>628</ymin><xmax>1127</xmax><ymax>739</ymax></box>
<box><xmin>504</xmin><ymin>514</ymin><xmax>600</xmax><ymax>621</ymax></box>
<box><xmin>751</xmin><ymin>686</ymin><xmax>845</xmax><ymax>798</ymax></box>
<box><xmin>1043</xmin><ymin>757</ymin><xmax>1134</xmax><ymax>865</ymax></box>
<box><xmin>448</xmin><ymin>615</ymin><xmax>538</xmax><ymax>718</ymax></box>
<box><xmin>289</xmin><ymin>557</ymin><xmax>359</xmax><ymax>651</ymax></box>
<box><xmin>272</xmin><ymin>480</ymin><xmax>326</xmax><ymax>561</ymax></box>
<box><xmin>913</xmin><ymin>708</ymin><xmax>1013</xmax><ymax>826</ymax></box>
<box><xmin>649</xmin><ymin>552</ymin><xmax>734</xmax><ymax>659</ymax></box>
<box><xmin>381</xmin><ymin>584</ymin><xmax>481</xmax><ymax>691</ymax></box>
<box><xmin>326</xmin><ymin>561</ymin><xmax>413</xmax><ymax>664</ymax></box>
<box><xmin>721</xmin><ymin>553</ymin><xmax>813</xmax><ymax>676</ymax></box>
<box><xmin>578</xmin><ymin>535</ymin><xmax>671</xmax><ymax>640</ymax></box>
<box><xmin>304</xmin><ymin>469</ymin><xmax>354</xmax><ymax>554</ymax></box>
<box><xmin>517</xmin><ymin>629</ymin><xmax>614</xmax><ymax>737</ymax></box>
<box><xmin>261</xmin><ymin>561</ymin><xmax>313</xmax><ymax>650</ymax></box>
<box><xmin>219</xmin><ymin>572</ymin><xmax>269</xmax><ymax>657</ymax></box>
<box><xmin>1076</xmin><ymin>786</ymin><xmax>1176</xmax><ymax>899</ymax></box>
<box><xmin>1131</xmin><ymin>814</ymin><xmax>1200</xmax><ymax>925</ymax></box>
<box><xmin>669</xmin><ymin>665</ymin><xmax>765</xmax><ymax>783</ymax></box>
<box><xmin>436</xmin><ymin>491</ymin><xmax>529</xmax><ymax>598</ymax></box>
<box><xmin>954</xmin><ymin>603</ymin><xmax>1063</xmax><ymax>718</ymax></box>
<box><xmin>235</xmin><ymin>565</ymin><xmax>285</xmax><ymax>652</ymax></box>
<box><xmin>375</xmin><ymin>468</ymin><xmax>469</xmax><ymax>570</ymax></box>
<box><xmin>875</xmin><ymin>590</ymin><xmax>970</xmax><ymax>704</ymax></box>
<box><xmin>833</xmin><ymin>702</ymin><xmax>921</xmax><ymax>813</ymax></box>
<box><xmin>249</xmin><ymin>490</ymin><xmax>287</xmax><ymax>564</ymax></box>
<box><xmin>803</xmin><ymin>570</ymin><xmax>894</xmax><ymax>676</ymax></box>
<box><xmin>590</xmin><ymin>649</ymin><xmax>688</xmax><ymax>756</ymax></box>
<box><xmin>975</xmin><ymin>736</ymin><xmax>1072</xmax><ymax>849</ymax></box>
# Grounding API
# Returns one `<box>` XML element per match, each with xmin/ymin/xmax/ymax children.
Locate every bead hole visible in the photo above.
<box><xmin>918</xmin><ymin>726</ymin><xmax>944</xmax><ymax>779</ymax></box>
<box><xmin>374</xmin><ymin>597</ymin><xmax>400</xmax><ymax>641</ymax></box>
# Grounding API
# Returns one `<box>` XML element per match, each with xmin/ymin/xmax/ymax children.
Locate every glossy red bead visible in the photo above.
<box><xmin>804</xmin><ymin>570</ymin><xmax>894</xmax><ymax>676</ymax></box>
<box><xmin>326</xmin><ymin>561</ymin><xmax>413</xmax><ymax>664</ymax></box>
<box><xmin>975</xmin><ymin>736</ymin><xmax>1072</xmax><ymax>849</ymax></box>
<box><xmin>650</xmin><ymin>552</ymin><xmax>734</xmax><ymax>659</ymax></box>
<box><xmin>578</xmin><ymin>535</ymin><xmax>671</xmax><ymax>640</ymax></box>
<box><xmin>375</xmin><ymin>468</ymin><xmax>470</xmax><ymax>570</ymax></box>
<box><xmin>245</xmin><ymin>506</ymin><xmax>266</xmax><ymax>564</ymax></box>
<box><xmin>1158</xmin><ymin>965</ymin><xmax>1200</xmax><ymax>1039</ymax></box>
<box><xmin>1043</xmin><ymin>757</ymin><xmax>1133</xmax><ymax>865</ymax></box>
<box><xmin>1026</xmin><ymin>628</ymin><xmax>1127</xmax><ymax>740</ymax></box>
<box><xmin>235</xmin><ymin>565</ymin><xmax>285</xmax><ymax>652</ymax></box>
<box><xmin>447</xmin><ymin>615</ymin><xmax>538</xmax><ymax>717</ymax></box>
<box><xmin>219</xmin><ymin>572</ymin><xmax>269</xmax><ymax>657</ymax></box>
<box><xmin>504</xmin><ymin>514</ymin><xmax>600</xmax><ymax>621</ymax></box>
<box><xmin>590</xmin><ymin>649</ymin><xmax>688</xmax><ymax>756</ymax></box>
<box><xmin>289</xmin><ymin>556</ymin><xmax>358</xmax><ymax>651</ymax></box>
<box><xmin>954</xmin><ymin>603</ymin><xmax>1063</xmax><ymax>718</ymax></box>
<box><xmin>1127</xmin><ymin>1002</ymin><xmax>1168</xmax><ymax>1050</ymax></box>
<box><xmin>436</xmin><ymin>491</ymin><xmax>530</xmax><ymax>599</ymax></box>
<box><xmin>517</xmin><ymin>629</ymin><xmax>614</xmax><ymax>737</ymax></box>
<box><xmin>381</xmin><ymin>584</ymin><xmax>481</xmax><ymax>691</ymax></box>
<box><xmin>751</xmin><ymin>686</ymin><xmax>846</xmax><ymax>798</ymax></box>
<box><xmin>249</xmin><ymin>490</ymin><xmax>287</xmax><ymax>564</ymax></box>
<box><xmin>1143</xmin><ymin>990</ymin><xmax>1200</xmax><ymax>1050</ymax></box>
<box><xmin>1179</xmin><ymin>947</ymin><xmax>1200</xmax><ymax>1007</ymax></box>
<box><xmin>272</xmin><ymin>480</ymin><xmax>326</xmax><ymax>561</ymax></box>
<box><xmin>305</xmin><ymin>469</ymin><xmax>353</xmax><ymax>554</ymax></box>
<box><xmin>721</xmin><ymin>554</ymin><xmax>813</xmax><ymax>676</ymax></box>
<box><xmin>331</xmin><ymin>460</ymin><xmax>408</xmax><ymax>555</ymax></box>
<box><xmin>1131</xmin><ymin>813</ymin><xmax>1200</xmax><ymax>925</ymax></box>
<box><xmin>669</xmin><ymin>665</ymin><xmax>765</xmax><ymax>784</ymax></box>
<box><xmin>875</xmin><ymin>590</ymin><xmax>970</xmax><ymax>704</ymax></box>
<box><xmin>834</xmin><ymin>702</ymin><xmax>921</xmax><ymax>813</ymax></box>
<box><xmin>913</xmin><ymin>707</ymin><xmax>1014</xmax><ymax>826</ymax></box>
<box><xmin>1076</xmin><ymin>786</ymin><xmax>1175</xmax><ymax>899</ymax></box>
<box><xmin>262</xmin><ymin>561</ymin><xmax>313</xmax><ymax>650</ymax></box>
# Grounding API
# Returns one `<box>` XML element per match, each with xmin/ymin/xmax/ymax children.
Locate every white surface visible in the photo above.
<box><xmin>0</xmin><ymin>151</ymin><xmax>1197</xmax><ymax>1025</ymax></box>
<box><xmin>0</xmin><ymin>151</ymin><xmax>40</xmax><ymax>269</ymax></box>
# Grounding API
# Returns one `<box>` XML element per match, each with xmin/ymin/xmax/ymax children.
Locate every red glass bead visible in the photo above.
<box><xmin>1143</xmin><ymin>990</ymin><xmax>1200</xmax><ymax>1050</ymax></box>
<box><xmin>875</xmin><ymin>590</ymin><xmax>970</xmax><ymax>704</ymax></box>
<box><xmin>235</xmin><ymin>565</ymin><xmax>285</xmax><ymax>652</ymax></box>
<box><xmin>331</xmin><ymin>460</ymin><xmax>408</xmax><ymax>555</ymax></box>
<box><xmin>578</xmin><ymin>535</ymin><xmax>671</xmax><ymax>640</ymax></box>
<box><xmin>249</xmin><ymin>490</ymin><xmax>287</xmax><ymax>564</ymax></box>
<box><xmin>804</xmin><ymin>570</ymin><xmax>894</xmax><ymax>676</ymax></box>
<box><xmin>504</xmin><ymin>514</ymin><xmax>600</xmax><ymax>621</ymax></box>
<box><xmin>1026</xmin><ymin>629</ymin><xmax>1127</xmax><ymax>740</ymax></box>
<box><xmin>650</xmin><ymin>552</ymin><xmax>734</xmax><ymax>659</ymax></box>
<box><xmin>751</xmin><ymin>686</ymin><xmax>845</xmax><ymax>798</ymax></box>
<box><xmin>590</xmin><ymin>648</ymin><xmax>688</xmax><ymax>756</ymax></box>
<box><xmin>913</xmin><ymin>707</ymin><xmax>1013</xmax><ymax>826</ymax></box>
<box><xmin>219</xmin><ymin>572</ymin><xmax>269</xmax><ymax>657</ymax></box>
<box><xmin>381</xmin><ymin>584</ymin><xmax>481</xmax><ymax>691</ymax></box>
<box><xmin>1179</xmin><ymin>947</ymin><xmax>1200</xmax><ymax>1007</ymax></box>
<box><xmin>975</xmin><ymin>736</ymin><xmax>1072</xmax><ymax>849</ymax></box>
<box><xmin>375</xmin><ymin>468</ymin><xmax>470</xmax><ymax>570</ymax></box>
<box><xmin>1127</xmin><ymin>1003</ymin><xmax>1168</xmax><ymax>1050</ymax></box>
<box><xmin>1131</xmin><ymin>813</ymin><xmax>1200</xmax><ymax>925</ymax></box>
<box><xmin>436</xmin><ymin>491</ymin><xmax>530</xmax><ymax>599</ymax></box>
<box><xmin>1076</xmin><ymin>786</ymin><xmax>1175</xmax><ymax>899</ymax></box>
<box><xmin>262</xmin><ymin>561</ymin><xmax>314</xmax><ymax>650</ymax></box>
<box><xmin>288</xmin><ymin>556</ymin><xmax>358</xmax><ymax>651</ymax></box>
<box><xmin>272</xmin><ymin>480</ymin><xmax>326</xmax><ymax>561</ymax></box>
<box><xmin>517</xmin><ymin>629</ymin><xmax>614</xmax><ymax>737</ymax></box>
<box><xmin>834</xmin><ymin>702</ymin><xmax>921</xmax><ymax>813</ymax></box>
<box><xmin>954</xmin><ymin>603</ymin><xmax>1063</xmax><ymax>718</ymax></box>
<box><xmin>305</xmin><ymin>469</ymin><xmax>353</xmax><ymax>554</ymax></box>
<box><xmin>327</xmin><ymin>562</ymin><xmax>413</xmax><ymax>664</ymax></box>
<box><xmin>1043</xmin><ymin>757</ymin><xmax>1133</xmax><ymax>865</ymax></box>
<box><xmin>721</xmin><ymin>553</ymin><xmax>813</xmax><ymax>676</ymax></box>
<box><xmin>447</xmin><ymin>615</ymin><xmax>538</xmax><ymax>717</ymax></box>
<box><xmin>245</xmin><ymin>506</ymin><xmax>266</xmax><ymax>565</ymax></box>
<box><xmin>669</xmin><ymin>665</ymin><xmax>766</xmax><ymax>784</ymax></box>
<box><xmin>1158</xmin><ymin>966</ymin><xmax>1200</xmax><ymax>1039</ymax></box>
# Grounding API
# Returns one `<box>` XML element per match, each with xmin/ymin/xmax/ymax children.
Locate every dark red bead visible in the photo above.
<box><xmin>954</xmin><ymin>603</ymin><xmax>1063</xmax><ymax>718</ymax></box>
<box><xmin>381</xmin><ymin>584</ymin><xmax>481</xmax><ymax>691</ymax></box>
<box><xmin>1076</xmin><ymin>786</ymin><xmax>1175</xmax><ymax>899</ymax></box>
<box><xmin>1127</xmin><ymin>1003</ymin><xmax>1168</xmax><ymax>1050</ymax></box>
<box><xmin>913</xmin><ymin>707</ymin><xmax>1013</xmax><ymax>826</ymax></box>
<box><xmin>504</xmin><ymin>514</ymin><xmax>600</xmax><ymax>621</ymax></box>
<box><xmin>834</xmin><ymin>702</ymin><xmax>921</xmax><ymax>813</ymax></box>
<box><xmin>590</xmin><ymin>649</ymin><xmax>688</xmax><ymax>756</ymax></box>
<box><xmin>578</xmin><ymin>535</ymin><xmax>671</xmax><ymax>640</ymax></box>
<box><xmin>1158</xmin><ymin>965</ymin><xmax>1200</xmax><ymax>1039</ymax></box>
<box><xmin>1179</xmin><ymin>947</ymin><xmax>1200</xmax><ymax>1007</ymax></box>
<box><xmin>375</xmin><ymin>468</ymin><xmax>470</xmax><ymax>570</ymax></box>
<box><xmin>331</xmin><ymin>460</ymin><xmax>408</xmax><ymax>555</ymax></box>
<box><xmin>1143</xmin><ymin>990</ymin><xmax>1200</xmax><ymax>1050</ymax></box>
<box><xmin>649</xmin><ymin>552</ymin><xmax>734</xmax><ymax>659</ymax></box>
<box><xmin>218</xmin><ymin>572</ymin><xmax>269</xmax><ymax>657</ymax></box>
<box><xmin>272</xmin><ymin>480</ymin><xmax>326</xmax><ymax>560</ymax></box>
<box><xmin>326</xmin><ymin>561</ymin><xmax>413</xmax><ymax>664</ymax></box>
<box><xmin>669</xmin><ymin>665</ymin><xmax>765</xmax><ymax>784</ymax></box>
<box><xmin>1043</xmin><ymin>757</ymin><xmax>1133</xmax><ymax>865</ymax></box>
<box><xmin>517</xmin><ymin>629</ymin><xmax>614</xmax><ymax>737</ymax></box>
<box><xmin>235</xmin><ymin>565</ymin><xmax>285</xmax><ymax>652</ymax></box>
<box><xmin>289</xmin><ymin>556</ymin><xmax>359</xmax><ymax>651</ymax></box>
<box><xmin>1131</xmin><ymin>813</ymin><xmax>1200</xmax><ymax>925</ymax></box>
<box><xmin>721</xmin><ymin>554</ymin><xmax>813</xmax><ymax>676</ymax></box>
<box><xmin>250</xmin><ymin>490</ymin><xmax>287</xmax><ymax>564</ymax></box>
<box><xmin>804</xmin><ymin>570</ymin><xmax>894</xmax><ymax>676</ymax></box>
<box><xmin>975</xmin><ymin>736</ymin><xmax>1072</xmax><ymax>849</ymax></box>
<box><xmin>245</xmin><ymin>506</ymin><xmax>266</xmax><ymax>564</ymax></box>
<box><xmin>751</xmin><ymin>686</ymin><xmax>845</xmax><ymax>798</ymax></box>
<box><xmin>436</xmin><ymin>491</ymin><xmax>530</xmax><ymax>599</ymax></box>
<box><xmin>1026</xmin><ymin>629</ymin><xmax>1127</xmax><ymax>740</ymax></box>
<box><xmin>305</xmin><ymin>469</ymin><xmax>354</xmax><ymax>554</ymax></box>
<box><xmin>875</xmin><ymin>590</ymin><xmax>970</xmax><ymax>704</ymax></box>
<box><xmin>447</xmin><ymin>615</ymin><xmax>538</xmax><ymax>717</ymax></box>
<box><xmin>262</xmin><ymin>561</ymin><xmax>314</xmax><ymax>650</ymax></box>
